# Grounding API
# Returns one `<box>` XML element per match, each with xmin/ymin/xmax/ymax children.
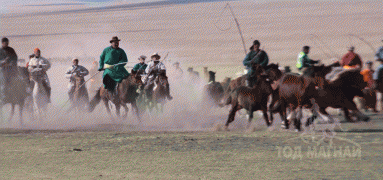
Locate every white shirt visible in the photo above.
<box><xmin>145</xmin><ymin>61</ymin><xmax>166</xmax><ymax>76</ymax></box>
<box><xmin>28</xmin><ymin>56</ymin><xmax>51</xmax><ymax>72</ymax></box>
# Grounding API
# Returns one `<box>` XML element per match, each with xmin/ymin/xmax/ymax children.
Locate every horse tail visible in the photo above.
<box><xmin>89</xmin><ymin>88</ymin><xmax>101</xmax><ymax>112</ymax></box>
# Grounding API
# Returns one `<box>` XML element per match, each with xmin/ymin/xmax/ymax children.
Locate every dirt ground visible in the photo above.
<box><xmin>1</xmin><ymin>114</ymin><xmax>383</xmax><ymax>179</ymax></box>
<box><xmin>1</xmin><ymin>0</ymin><xmax>383</xmax><ymax>179</ymax></box>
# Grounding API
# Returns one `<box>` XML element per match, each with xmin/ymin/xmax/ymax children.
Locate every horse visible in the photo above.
<box><xmin>0</xmin><ymin>67</ymin><xmax>30</xmax><ymax>126</ymax></box>
<box><xmin>152</xmin><ymin>70</ymin><xmax>171</xmax><ymax>112</ymax></box>
<box><xmin>222</xmin><ymin>64</ymin><xmax>273</xmax><ymax>130</ymax></box>
<box><xmin>89</xmin><ymin>70</ymin><xmax>142</xmax><ymax>120</ymax></box>
<box><xmin>360</xmin><ymin>88</ymin><xmax>378</xmax><ymax>112</ymax></box>
<box><xmin>68</xmin><ymin>75</ymin><xmax>89</xmax><ymax>112</ymax></box>
<box><xmin>268</xmin><ymin>64</ymin><xmax>332</xmax><ymax>131</ymax></box>
<box><xmin>222</xmin><ymin>63</ymin><xmax>282</xmax><ymax>103</ymax></box>
<box><xmin>29</xmin><ymin>67</ymin><xmax>49</xmax><ymax>120</ymax></box>
<box><xmin>312</xmin><ymin>69</ymin><xmax>370</xmax><ymax>124</ymax></box>
<box><xmin>203</xmin><ymin>71</ymin><xmax>224</xmax><ymax>107</ymax></box>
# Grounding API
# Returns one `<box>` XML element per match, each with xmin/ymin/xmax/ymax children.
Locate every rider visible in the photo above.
<box><xmin>98</xmin><ymin>36</ymin><xmax>129</xmax><ymax>97</ymax></box>
<box><xmin>0</xmin><ymin>37</ymin><xmax>18</xmax><ymax>90</ymax></box>
<box><xmin>340</xmin><ymin>46</ymin><xmax>362</xmax><ymax>69</ymax></box>
<box><xmin>132</xmin><ymin>55</ymin><xmax>147</xmax><ymax>75</ymax></box>
<box><xmin>65</xmin><ymin>58</ymin><xmax>89</xmax><ymax>101</ymax></box>
<box><xmin>373</xmin><ymin>59</ymin><xmax>383</xmax><ymax>89</ymax></box>
<box><xmin>28</xmin><ymin>48</ymin><xmax>52</xmax><ymax>103</ymax></box>
<box><xmin>243</xmin><ymin>40</ymin><xmax>269</xmax><ymax>87</ymax></box>
<box><xmin>144</xmin><ymin>53</ymin><xmax>173</xmax><ymax>100</ymax></box>
<box><xmin>296</xmin><ymin>46</ymin><xmax>320</xmax><ymax>76</ymax></box>
<box><xmin>376</xmin><ymin>40</ymin><xmax>383</xmax><ymax>61</ymax></box>
<box><xmin>360</xmin><ymin>61</ymin><xmax>374</xmax><ymax>88</ymax></box>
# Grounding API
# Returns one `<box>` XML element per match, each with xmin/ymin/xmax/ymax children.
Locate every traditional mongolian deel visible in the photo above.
<box><xmin>99</xmin><ymin>46</ymin><xmax>130</xmax><ymax>91</ymax></box>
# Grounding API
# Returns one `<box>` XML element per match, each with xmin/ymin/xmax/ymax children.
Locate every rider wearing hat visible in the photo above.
<box><xmin>65</xmin><ymin>58</ymin><xmax>89</xmax><ymax>101</ymax></box>
<box><xmin>0</xmin><ymin>37</ymin><xmax>18</xmax><ymax>89</ymax></box>
<box><xmin>340</xmin><ymin>46</ymin><xmax>363</xmax><ymax>69</ymax></box>
<box><xmin>28</xmin><ymin>48</ymin><xmax>52</xmax><ymax>103</ymax></box>
<box><xmin>98</xmin><ymin>36</ymin><xmax>129</xmax><ymax>95</ymax></box>
<box><xmin>243</xmin><ymin>40</ymin><xmax>269</xmax><ymax>87</ymax></box>
<box><xmin>144</xmin><ymin>53</ymin><xmax>172</xmax><ymax>100</ymax></box>
<box><xmin>133</xmin><ymin>55</ymin><xmax>148</xmax><ymax>75</ymax></box>
<box><xmin>373</xmin><ymin>58</ymin><xmax>383</xmax><ymax>89</ymax></box>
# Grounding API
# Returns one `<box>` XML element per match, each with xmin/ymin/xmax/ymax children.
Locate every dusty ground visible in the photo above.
<box><xmin>1</xmin><ymin>112</ymin><xmax>383</xmax><ymax>179</ymax></box>
<box><xmin>1</xmin><ymin>0</ymin><xmax>383</xmax><ymax>179</ymax></box>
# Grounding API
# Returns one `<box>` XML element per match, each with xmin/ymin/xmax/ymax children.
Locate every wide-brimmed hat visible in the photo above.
<box><xmin>72</xmin><ymin>58</ymin><xmax>79</xmax><ymax>62</ymax></box>
<box><xmin>110</xmin><ymin>36</ymin><xmax>121</xmax><ymax>43</ymax></box>
<box><xmin>138</xmin><ymin>55</ymin><xmax>147</xmax><ymax>60</ymax></box>
<box><xmin>366</xmin><ymin>61</ymin><xmax>373</xmax><ymax>64</ymax></box>
<box><xmin>151</xmin><ymin>52</ymin><xmax>161</xmax><ymax>60</ymax></box>
<box><xmin>348</xmin><ymin>46</ymin><xmax>355</xmax><ymax>51</ymax></box>
<box><xmin>377</xmin><ymin>59</ymin><xmax>383</xmax><ymax>62</ymax></box>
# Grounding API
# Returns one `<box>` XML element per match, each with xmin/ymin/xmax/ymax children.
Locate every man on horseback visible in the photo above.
<box><xmin>133</xmin><ymin>55</ymin><xmax>148</xmax><ymax>75</ymax></box>
<box><xmin>143</xmin><ymin>53</ymin><xmax>173</xmax><ymax>100</ymax></box>
<box><xmin>28</xmin><ymin>48</ymin><xmax>52</xmax><ymax>103</ymax></box>
<box><xmin>0</xmin><ymin>37</ymin><xmax>18</xmax><ymax>99</ymax></box>
<box><xmin>340</xmin><ymin>46</ymin><xmax>363</xmax><ymax>69</ymax></box>
<box><xmin>296</xmin><ymin>46</ymin><xmax>320</xmax><ymax>76</ymax></box>
<box><xmin>376</xmin><ymin>40</ymin><xmax>383</xmax><ymax>62</ymax></box>
<box><xmin>65</xmin><ymin>58</ymin><xmax>89</xmax><ymax>101</ymax></box>
<box><xmin>243</xmin><ymin>40</ymin><xmax>269</xmax><ymax>87</ymax></box>
<box><xmin>98</xmin><ymin>36</ymin><xmax>130</xmax><ymax>97</ymax></box>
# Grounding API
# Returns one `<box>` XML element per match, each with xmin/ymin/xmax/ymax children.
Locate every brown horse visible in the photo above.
<box><xmin>223</xmin><ymin>66</ymin><xmax>273</xmax><ymax>130</ymax></box>
<box><xmin>268</xmin><ymin>65</ymin><xmax>332</xmax><ymax>131</ymax></box>
<box><xmin>360</xmin><ymin>88</ymin><xmax>378</xmax><ymax>112</ymax></box>
<box><xmin>313</xmin><ymin>69</ymin><xmax>370</xmax><ymax>123</ymax></box>
<box><xmin>0</xmin><ymin>67</ymin><xmax>30</xmax><ymax>126</ymax></box>
<box><xmin>152</xmin><ymin>71</ymin><xmax>170</xmax><ymax>112</ymax></box>
<box><xmin>222</xmin><ymin>63</ymin><xmax>282</xmax><ymax>103</ymax></box>
<box><xmin>89</xmin><ymin>71</ymin><xmax>143</xmax><ymax>120</ymax></box>
<box><xmin>203</xmin><ymin>71</ymin><xmax>225</xmax><ymax>107</ymax></box>
<box><xmin>68</xmin><ymin>75</ymin><xmax>89</xmax><ymax>112</ymax></box>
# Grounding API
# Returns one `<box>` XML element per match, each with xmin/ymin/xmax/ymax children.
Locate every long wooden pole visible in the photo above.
<box><xmin>227</xmin><ymin>3</ymin><xmax>247</xmax><ymax>55</ymax></box>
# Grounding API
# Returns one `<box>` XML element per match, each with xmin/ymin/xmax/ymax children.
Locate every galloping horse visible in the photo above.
<box><xmin>29</xmin><ymin>67</ymin><xmax>49</xmax><ymax>119</ymax></box>
<box><xmin>89</xmin><ymin>71</ymin><xmax>142</xmax><ymax>120</ymax></box>
<box><xmin>0</xmin><ymin>67</ymin><xmax>30</xmax><ymax>125</ymax></box>
<box><xmin>68</xmin><ymin>75</ymin><xmax>89</xmax><ymax>112</ymax></box>
<box><xmin>222</xmin><ymin>64</ymin><xmax>273</xmax><ymax>130</ymax></box>
<box><xmin>152</xmin><ymin>70</ymin><xmax>170</xmax><ymax>112</ymax></box>
<box><xmin>222</xmin><ymin>63</ymin><xmax>282</xmax><ymax>104</ymax></box>
<box><xmin>203</xmin><ymin>71</ymin><xmax>224</xmax><ymax>107</ymax></box>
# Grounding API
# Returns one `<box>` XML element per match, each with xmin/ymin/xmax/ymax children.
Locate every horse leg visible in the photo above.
<box><xmin>19</xmin><ymin>103</ymin><xmax>24</xmax><ymax>127</ymax></box>
<box><xmin>262</xmin><ymin>108</ymin><xmax>271</xmax><ymax>127</ymax></box>
<box><xmin>294</xmin><ymin>106</ymin><xmax>302</xmax><ymax>131</ymax></box>
<box><xmin>103</xmin><ymin>99</ymin><xmax>114</xmax><ymax>122</ymax></box>
<box><xmin>247</xmin><ymin>108</ymin><xmax>254</xmax><ymax>129</ymax></box>
<box><xmin>225</xmin><ymin>103</ymin><xmax>239</xmax><ymax>130</ymax></box>
<box><xmin>132</xmin><ymin>102</ymin><xmax>141</xmax><ymax>122</ymax></box>
<box><xmin>9</xmin><ymin>104</ymin><xmax>15</xmax><ymax>123</ymax></box>
<box><xmin>121</xmin><ymin>103</ymin><xmax>129</xmax><ymax>119</ymax></box>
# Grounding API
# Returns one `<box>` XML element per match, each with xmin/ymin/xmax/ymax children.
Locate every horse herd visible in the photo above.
<box><xmin>205</xmin><ymin>62</ymin><xmax>375</xmax><ymax>131</ymax></box>
<box><xmin>0</xmin><ymin>62</ymin><xmax>378</xmax><ymax>131</ymax></box>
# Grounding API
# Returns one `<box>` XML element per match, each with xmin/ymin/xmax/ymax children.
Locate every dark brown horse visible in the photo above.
<box><xmin>360</xmin><ymin>88</ymin><xmax>378</xmax><ymax>112</ymax></box>
<box><xmin>223</xmin><ymin>64</ymin><xmax>273</xmax><ymax>130</ymax></box>
<box><xmin>152</xmin><ymin>70</ymin><xmax>170</xmax><ymax>112</ymax></box>
<box><xmin>268</xmin><ymin>65</ymin><xmax>332</xmax><ymax>131</ymax></box>
<box><xmin>313</xmin><ymin>69</ymin><xmax>370</xmax><ymax>123</ymax></box>
<box><xmin>203</xmin><ymin>71</ymin><xmax>225</xmax><ymax>107</ymax></box>
<box><xmin>222</xmin><ymin>63</ymin><xmax>282</xmax><ymax>103</ymax></box>
<box><xmin>89</xmin><ymin>70</ymin><xmax>143</xmax><ymax>120</ymax></box>
<box><xmin>0</xmin><ymin>67</ymin><xmax>31</xmax><ymax>125</ymax></box>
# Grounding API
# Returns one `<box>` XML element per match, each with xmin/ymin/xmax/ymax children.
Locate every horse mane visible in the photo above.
<box><xmin>266</xmin><ymin>63</ymin><xmax>279</xmax><ymax>70</ymax></box>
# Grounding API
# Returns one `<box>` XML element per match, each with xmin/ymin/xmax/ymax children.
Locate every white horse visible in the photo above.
<box><xmin>29</xmin><ymin>68</ymin><xmax>49</xmax><ymax>119</ymax></box>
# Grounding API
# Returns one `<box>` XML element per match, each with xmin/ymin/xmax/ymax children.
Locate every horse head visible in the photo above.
<box><xmin>130</xmin><ymin>70</ymin><xmax>143</xmax><ymax>86</ymax></box>
<box><xmin>265</xmin><ymin>63</ymin><xmax>282</xmax><ymax>81</ymax></box>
